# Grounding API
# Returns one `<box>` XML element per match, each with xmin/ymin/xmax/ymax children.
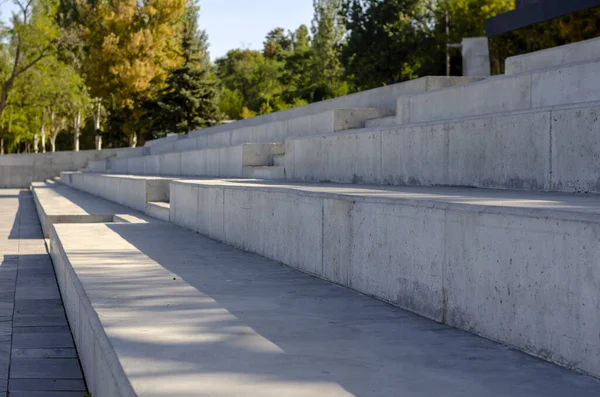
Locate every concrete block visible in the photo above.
<box><xmin>143</xmin><ymin>156</ymin><xmax>160</xmax><ymax>176</ymax></box>
<box><xmin>170</xmin><ymin>182</ymin><xmax>199</xmax><ymax>232</ymax></box>
<box><xmin>550</xmin><ymin>103</ymin><xmax>600</xmax><ymax>193</ymax></box>
<box><xmin>506</xmin><ymin>36</ymin><xmax>600</xmax><ymax>75</ymax></box>
<box><xmin>180</xmin><ymin>150</ymin><xmax>206</xmax><ymax>177</ymax></box>
<box><xmin>242</xmin><ymin>143</ymin><xmax>284</xmax><ymax>166</ymax></box>
<box><xmin>196</xmin><ymin>185</ymin><xmax>225</xmax><ymax>241</ymax></box>
<box><xmin>159</xmin><ymin>152</ymin><xmax>181</xmax><ymax>176</ymax></box>
<box><xmin>126</xmin><ymin>157</ymin><xmax>144</xmax><ymax>175</ymax></box>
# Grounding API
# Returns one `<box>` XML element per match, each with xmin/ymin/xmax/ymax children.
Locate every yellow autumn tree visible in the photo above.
<box><xmin>77</xmin><ymin>0</ymin><xmax>186</xmax><ymax>146</ymax></box>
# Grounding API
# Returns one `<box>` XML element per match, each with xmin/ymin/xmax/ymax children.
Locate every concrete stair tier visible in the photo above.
<box><xmin>29</xmin><ymin>182</ymin><xmax>600</xmax><ymax>397</ymax></box>
<box><xmin>21</xmin><ymin>39</ymin><xmax>600</xmax><ymax>394</ymax></box>
<box><xmin>285</xmin><ymin>99</ymin><xmax>600</xmax><ymax>193</ymax></box>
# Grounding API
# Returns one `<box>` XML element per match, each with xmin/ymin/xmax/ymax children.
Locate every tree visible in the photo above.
<box><xmin>143</xmin><ymin>0</ymin><xmax>222</xmax><ymax>138</ymax></box>
<box><xmin>75</xmin><ymin>0</ymin><xmax>187</xmax><ymax>146</ymax></box>
<box><xmin>311</xmin><ymin>0</ymin><xmax>348</xmax><ymax>99</ymax></box>
<box><xmin>342</xmin><ymin>0</ymin><xmax>434</xmax><ymax>90</ymax></box>
<box><xmin>0</xmin><ymin>0</ymin><xmax>70</xmax><ymax>151</ymax></box>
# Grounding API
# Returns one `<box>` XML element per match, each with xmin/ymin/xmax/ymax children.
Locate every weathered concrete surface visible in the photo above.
<box><xmin>47</xmin><ymin>215</ymin><xmax>600</xmax><ymax>397</ymax></box>
<box><xmin>287</xmin><ymin>100</ymin><xmax>600</xmax><ymax>194</ymax></box>
<box><xmin>139</xmin><ymin>77</ymin><xmax>479</xmax><ymax>154</ymax></box>
<box><xmin>0</xmin><ymin>189</ymin><xmax>86</xmax><ymax>397</ymax></box>
<box><xmin>170</xmin><ymin>179</ymin><xmax>600</xmax><ymax>378</ymax></box>
<box><xmin>96</xmin><ymin>143</ymin><xmax>285</xmax><ymax>178</ymax></box>
<box><xmin>506</xmin><ymin>36</ymin><xmax>600</xmax><ymax>74</ymax></box>
<box><xmin>396</xmin><ymin>58</ymin><xmax>600</xmax><ymax>125</ymax></box>
<box><xmin>0</xmin><ymin>148</ymin><xmax>127</xmax><ymax>188</ymax></box>
<box><xmin>461</xmin><ymin>37</ymin><xmax>491</xmax><ymax>76</ymax></box>
<box><xmin>31</xmin><ymin>182</ymin><xmax>153</xmax><ymax>237</ymax></box>
<box><xmin>61</xmin><ymin>172</ymin><xmax>171</xmax><ymax>213</ymax></box>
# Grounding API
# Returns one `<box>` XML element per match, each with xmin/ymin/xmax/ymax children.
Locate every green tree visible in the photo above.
<box><xmin>311</xmin><ymin>0</ymin><xmax>348</xmax><ymax>99</ymax></box>
<box><xmin>143</xmin><ymin>0</ymin><xmax>222</xmax><ymax>138</ymax></box>
<box><xmin>342</xmin><ymin>0</ymin><xmax>434</xmax><ymax>90</ymax></box>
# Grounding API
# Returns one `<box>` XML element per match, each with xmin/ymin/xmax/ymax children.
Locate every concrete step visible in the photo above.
<box><xmin>243</xmin><ymin>166</ymin><xmax>285</xmax><ymax>180</ymax></box>
<box><xmin>396</xmin><ymin>57</ymin><xmax>600</xmax><ymax>126</ymax></box>
<box><xmin>137</xmin><ymin>76</ymin><xmax>479</xmax><ymax>158</ymax></box>
<box><xmin>505</xmin><ymin>36</ymin><xmax>600</xmax><ymax>74</ymax></box>
<box><xmin>31</xmin><ymin>181</ymin><xmax>153</xmax><ymax>237</ymax></box>
<box><xmin>108</xmin><ymin>143</ymin><xmax>284</xmax><ymax>178</ymax></box>
<box><xmin>364</xmin><ymin>115</ymin><xmax>396</xmax><ymax>128</ymax></box>
<box><xmin>60</xmin><ymin>172</ymin><xmax>172</xmax><ymax>214</ymax></box>
<box><xmin>273</xmin><ymin>153</ymin><xmax>285</xmax><ymax>166</ymax></box>
<box><xmin>170</xmin><ymin>179</ymin><xmax>600</xmax><ymax>378</ymax></box>
<box><xmin>46</xmin><ymin>213</ymin><xmax>600</xmax><ymax>397</ymax></box>
<box><xmin>146</xmin><ymin>201</ymin><xmax>170</xmax><ymax>221</ymax></box>
<box><xmin>285</xmin><ymin>100</ymin><xmax>600</xmax><ymax>194</ymax></box>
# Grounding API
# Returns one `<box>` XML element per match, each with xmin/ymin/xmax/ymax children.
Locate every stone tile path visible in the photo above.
<box><xmin>0</xmin><ymin>189</ymin><xmax>86</xmax><ymax>397</ymax></box>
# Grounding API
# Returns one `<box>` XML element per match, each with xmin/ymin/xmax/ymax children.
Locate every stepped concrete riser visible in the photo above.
<box><xmin>505</xmin><ymin>37</ymin><xmax>600</xmax><ymax>75</ymax></box>
<box><xmin>287</xmin><ymin>102</ymin><xmax>600</xmax><ymax>193</ymax></box>
<box><xmin>105</xmin><ymin>143</ymin><xmax>284</xmax><ymax>178</ymax></box>
<box><xmin>63</xmin><ymin>173</ymin><xmax>170</xmax><ymax>213</ymax></box>
<box><xmin>49</xmin><ymin>227</ymin><xmax>135</xmax><ymax>397</ymax></box>
<box><xmin>169</xmin><ymin>181</ymin><xmax>600</xmax><ymax>378</ymax></box>
<box><xmin>396</xmin><ymin>59</ymin><xmax>600</xmax><ymax>125</ymax></box>
<box><xmin>141</xmin><ymin>77</ymin><xmax>478</xmax><ymax>155</ymax></box>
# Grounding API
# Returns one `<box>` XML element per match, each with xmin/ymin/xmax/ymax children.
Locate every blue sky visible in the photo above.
<box><xmin>0</xmin><ymin>0</ymin><xmax>314</xmax><ymax>61</ymax></box>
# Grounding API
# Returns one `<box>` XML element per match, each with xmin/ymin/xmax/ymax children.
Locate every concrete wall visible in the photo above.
<box><xmin>0</xmin><ymin>148</ymin><xmax>128</xmax><ymax>188</ymax></box>
<box><xmin>94</xmin><ymin>143</ymin><xmax>284</xmax><ymax>178</ymax></box>
<box><xmin>286</xmin><ymin>100</ymin><xmax>600</xmax><ymax>194</ymax></box>
<box><xmin>396</xmin><ymin>58</ymin><xmax>600</xmax><ymax>125</ymax></box>
<box><xmin>62</xmin><ymin>172</ymin><xmax>170</xmax><ymax>213</ymax></box>
<box><xmin>142</xmin><ymin>76</ymin><xmax>479</xmax><ymax>154</ymax></box>
<box><xmin>169</xmin><ymin>179</ymin><xmax>600</xmax><ymax>378</ymax></box>
<box><xmin>505</xmin><ymin>36</ymin><xmax>600</xmax><ymax>75</ymax></box>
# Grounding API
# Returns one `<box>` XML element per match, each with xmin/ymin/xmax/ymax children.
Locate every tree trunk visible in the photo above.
<box><xmin>41</xmin><ymin>124</ymin><xmax>46</xmax><ymax>153</ymax></box>
<box><xmin>34</xmin><ymin>133</ymin><xmax>39</xmax><ymax>153</ymax></box>
<box><xmin>50</xmin><ymin>135</ymin><xmax>56</xmax><ymax>152</ymax></box>
<box><xmin>129</xmin><ymin>133</ymin><xmax>137</xmax><ymax>148</ymax></box>
<box><xmin>95</xmin><ymin>135</ymin><xmax>102</xmax><ymax>150</ymax></box>
<box><xmin>73</xmin><ymin>111</ymin><xmax>81</xmax><ymax>152</ymax></box>
<box><xmin>0</xmin><ymin>138</ymin><xmax>3</xmax><ymax>155</ymax></box>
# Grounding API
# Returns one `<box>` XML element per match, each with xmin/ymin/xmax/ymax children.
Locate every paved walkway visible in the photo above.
<box><xmin>0</xmin><ymin>189</ymin><xmax>86</xmax><ymax>397</ymax></box>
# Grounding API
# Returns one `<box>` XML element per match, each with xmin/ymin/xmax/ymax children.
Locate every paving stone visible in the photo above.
<box><xmin>11</xmin><ymin>349</ymin><xmax>78</xmax><ymax>359</ymax></box>
<box><xmin>13</xmin><ymin>314</ymin><xmax>67</xmax><ymax>327</ymax></box>
<box><xmin>9</xmin><ymin>358</ymin><xmax>83</xmax><ymax>379</ymax></box>
<box><xmin>14</xmin><ymin>300</ymin><xmax>64</xmax><ymax>316</ymax></box>
<box><xmin>12</xmin><ymin>327</ymin><xmax>70</xmax><ymax>334</ymax></box>
<box><xmin>9</xmin><ymin>392</ymin><xmax>86</xmax><ymax>397</ymax></box>
<box><xmin>12</xmin><ymin>333</ymin><xmax>74</xmax><ymax>349</ymax></box>
<box><xmin>9</xmin><ymin>378</ymin><xmax>86</xmax><ymax>392</ymax></box>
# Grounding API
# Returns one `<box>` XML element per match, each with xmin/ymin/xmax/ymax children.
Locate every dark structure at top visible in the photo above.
<box><xmin>486</xmin><ymin>0</ymin><xmax>600</xmax><ymax>36</ymax></box>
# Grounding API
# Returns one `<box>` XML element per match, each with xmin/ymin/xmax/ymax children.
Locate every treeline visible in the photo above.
<box><xmin>1</xmin><ymin>0</ymin><xmax>598</xmax><ymax>153</ymax></box>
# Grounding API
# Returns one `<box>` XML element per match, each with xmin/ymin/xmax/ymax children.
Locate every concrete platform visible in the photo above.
<box><xmin>31</xmin><ymin>182</ymin><xmax>153</xmax><ymax>237</ymax></box>
<box><xmin>286</xmin><ymin>100</ymin><xmax>600</xmax><ymax>194</ymax></box>
<box><xmin>61</xmin><ymin>172</ymin><xmax>172</xmax><ymax>213</ymax></box>
<box><xmin>396</xmin><ymin>58</ymin><xmax>600</xmax><ymax>125</ymax></box>
<box><xmin>47</xmin><ymin>217</ymin><xmax>600</xmax><ymax>397</ymax></box>
<box><xmin>169</xmin><ymin>179</ymin><xmax>600</xmax><ymax>377</ymax></box>
<box><xmin>505</xmin><ymin>37</ymin><xmax>600</xmax><ymax>74</ymax></box>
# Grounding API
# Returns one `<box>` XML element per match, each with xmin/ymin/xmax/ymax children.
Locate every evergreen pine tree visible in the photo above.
<box><xmin>145</xmin><ymin>1</ymin><xmax>222</xmax><ymax>138</ymax></box>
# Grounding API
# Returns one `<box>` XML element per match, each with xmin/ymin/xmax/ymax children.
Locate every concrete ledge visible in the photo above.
<box><xmin>31</xmin><ymin>182</ymin><xmax>151</xmax><ymax>237</ymax></box>
<box><xmin>170</xmin><ymin>179</ymin><xmax>600</xmax><ymax>377</ymax></box>
<box><xmin>61</xmin><ymin>172</ymin><xmax>171</xmax><ymax>213</ymax></box>
<box><xmin>396</xmin><ymin>58</ymin><xmax>600</xmax><ymax>125</ymax></box>
<box><xmin>506</xmin><ymin>37</ymin><xmax>600</xmax><ymax>75</ymax></box>
<box><xmin>47</xmin><ymin>220</ymin><xmax>600</xmax><ymax>396</ymax></box>
<box><xmin>287</xmin><ymin>101</ymin><xmax>600</xmax><ymax>194</ymax></box>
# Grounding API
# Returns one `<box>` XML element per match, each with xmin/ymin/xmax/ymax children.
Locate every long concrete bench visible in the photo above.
<box><xmin>169</xmin><ymin>178</ymin><xmax>600</xmax><ymax>378</ymax></box>
<box><xmin>395</xmin><ymin>57</ymin><xmax>600</xmax><ymax>125</ymax></box>
<box><xmin>44</xmin><ymin>210</ymin><xmax>600</xmax><ymax>397</ymax></box>
<box><xmin>99</xmin><ymin>143</ymin><xmax>284</xmax><ymax>178</ymax></box>
<box><xmin>505</xmin><ymin>36</ymin><xmax>600</xmax><ymax>75</ymax></box>
<box><xmin>31</xmin><ymin>182</ymin><xmax>152</xmax><ymax>237</ymax></box>
<box><xmin>285</xmin><ymin>99</ymin><xmax>600</xmax><ymax>194</ymax></box>
<box><xmin>135</xmin><ymin>76</ymin><xmax>478</xmax><ymax>153</ymax></box>
<box><xmin>148</xmin><ymin>108</ymin><xmax>394</xmax><ymax>156</ymax></box>
<box><xmin>61</xmin><ymin>172</ymin><xmax>172</xmax><ymax>214</ymax></box>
